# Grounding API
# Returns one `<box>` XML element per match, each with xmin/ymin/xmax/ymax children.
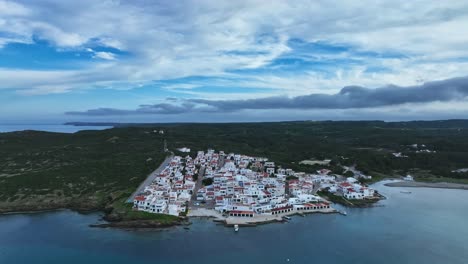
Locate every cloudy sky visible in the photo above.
<box><xmin>2</xmin><ymin>0</ymin><xmax>468</xmax><ymax>123</ymax></box>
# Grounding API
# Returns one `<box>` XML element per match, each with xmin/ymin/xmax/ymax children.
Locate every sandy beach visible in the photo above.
<box><xmin>384</xmin><ymin>181</ymin><xmax>468</xmax><ymax>190</ymax></box>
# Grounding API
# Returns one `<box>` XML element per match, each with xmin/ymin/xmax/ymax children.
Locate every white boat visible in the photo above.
<box><xmin>282</xmin><ymin>216</ymin><xmax>291</xmax><ymax>220</ymax></box>
<box><xmin>340</xmin><ymin>211</ymin><xmax>347</xmax><ymax>216</ymax></box>
<box><xmin>234</xmin><ymin>224</ymin><xmax>239</xmax><ymax>232</ymax></box>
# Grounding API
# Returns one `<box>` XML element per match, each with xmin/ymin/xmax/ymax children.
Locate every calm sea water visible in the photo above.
<box><xmin>0</xmin><ymin>182</ymin><xmax>467</xmax><ymax>264</ymax></box>
<box><xmin>0</xmin><ymin>124</ymin><xmax>112</xmax><ymax>133</ymax></box>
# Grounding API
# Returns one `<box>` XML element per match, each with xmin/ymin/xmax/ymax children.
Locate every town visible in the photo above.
<box><xmin>132</xmin><ymin>149</ymin><xmax>380</xmax><ymax>225</ymax></box>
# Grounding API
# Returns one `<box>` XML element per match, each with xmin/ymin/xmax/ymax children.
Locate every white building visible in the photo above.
<box><xmin>266</xmin><ymin>167</ymin><xmax>275</xmax><ymax>175</ymax></box>
<box><xmin>403</xmin><ymin>175</ymin><xmax>414</xmax><ymax>181</ymax></box>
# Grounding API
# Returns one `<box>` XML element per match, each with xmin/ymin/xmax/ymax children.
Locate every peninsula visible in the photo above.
<box><xmin>128</xmin><ymin>149</ymin><xmax>379</xmax><ymax>226</ymax></box>
<box><xmin>1</xmin><ymin>120</ymin><xmax>468</xmax><ymax>228</ymax></box>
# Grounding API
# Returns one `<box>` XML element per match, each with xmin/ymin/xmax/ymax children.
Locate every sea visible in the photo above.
<box><xmin>0</xmin><ymin>181</ymin><xmax>467</xmax><ymax>264</ymax></box>
<box><xmin>0</xmin><ymin>124</ymin><xmax>112</xmax><ymax>133</ymax></box>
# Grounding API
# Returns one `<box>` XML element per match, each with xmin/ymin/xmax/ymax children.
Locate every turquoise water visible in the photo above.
<box><xmin>0</xmin><ymin>124</ymin><xmax>112</xmax><ymax>133</ymax></box>
<box><xmin>1</xmin><ymin>182</ymin><xmax>467</xmax><ymax>264</ymax></box>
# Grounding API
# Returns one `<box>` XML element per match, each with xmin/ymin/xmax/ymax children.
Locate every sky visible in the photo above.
<box><xmin>1</xmin><ymin>0</ymin><xmax>468</xmax><ymax>124</ymax></box>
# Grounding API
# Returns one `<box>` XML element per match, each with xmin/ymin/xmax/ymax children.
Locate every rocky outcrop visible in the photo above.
<box><xmin>90</xmin><ymin>219</ymin><xmax>185</xmax><ymax>229</ymax></box>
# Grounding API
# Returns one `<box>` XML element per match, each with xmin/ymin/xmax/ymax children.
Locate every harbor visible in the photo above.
<box><xmin>2</xmin><ymin>182</ymin><xmax>467</xmax><ymax>264</ymax></box>
<box><xmin>130</xmin><ymin>149</ymin><xmax>379</xmax><ymax>228</ymax></box>
<box><xmin>189</xmin><ymin>207</ymin><xmax>339</xmax><ymax>227</ymax></box>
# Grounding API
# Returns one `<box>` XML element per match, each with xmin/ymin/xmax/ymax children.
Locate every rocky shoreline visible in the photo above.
<box><xmin>89</xmin><ymin>218</ymin><xmax>187</xmax><ymax>229</ymax></box>
<box><xmin>0</xmin><ymin>203</ymin><xmax>186</xmax><ymax>229</ymax></box>
<box><xmin>0</xmin><ymin>203</ymin><xmax>102</xmax><ymax>215</ymax></box>
<box><xmin>90</xmin><ymin>210</ymin><xmax>188</xmax><ymax>229</ymax></box>
<box><xmin>0</xmin><ymin>194</ymin><xmax>170</xmax><ymax>228</ymax></box>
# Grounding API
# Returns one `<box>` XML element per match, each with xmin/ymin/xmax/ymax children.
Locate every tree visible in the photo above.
<box><xmin>202</xmin><ymin>178</ymin><xmax>213</xmax><ymax>186</ymax></box>
<box><xmin>286</xmin><ymin>175</ymin><xmax>298</xmax><ymax>181</ymax></box>
<box><xmin>344</xmin><ymin>171</ymin><xmax>354</xmax><ymax>178</ymax></box>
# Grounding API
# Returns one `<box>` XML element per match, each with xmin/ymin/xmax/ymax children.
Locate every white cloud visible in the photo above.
<box><xmin>0</xmin><ymin>0</ymin><xmax>30</xmax><ymax>16</ymax></box>
<box><xmin>93</xmin><ymin>51</ymin><xmax>116</xmax><ymax>60</ymax></box>
<box><xmin>31</xmin><ymin>21</ymin><xmax>87</xmax><ymax>46</ymax></box>
<box><xmin>0</xmin><ymin>0</ymin><xmax>468</xmax><ymax>98</ymax></box>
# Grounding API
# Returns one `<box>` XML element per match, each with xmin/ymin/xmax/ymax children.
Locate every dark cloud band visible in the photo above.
<box><xmin>66</xmin><ymin>76</ymin><xmax>468</xmax><ymax>116</ymax></box>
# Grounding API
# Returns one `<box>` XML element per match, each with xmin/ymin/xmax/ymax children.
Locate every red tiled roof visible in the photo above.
<box><xmin>134</xmin><ymin>196</ymin><xmax>146</xmax><ymax>201</ymax></box>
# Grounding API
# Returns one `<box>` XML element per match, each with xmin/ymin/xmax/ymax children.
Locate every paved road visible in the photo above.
<box><xmin>312</xmin><ymin>183</ymin><xmax>321</xmax><ymax>195</ymax></box>
<box><xmin>189</xmin><ymin>154</ymin><xmax>223</xmax><ymax>209</ymax></box>
<box><xmin>127</xmin><ymin>153</ymin><xmax>174</xmax><ymax>203</ymax></box>
<box><xmin>189</xmin><ymin>165</ymin><xmax>205</xmax><ymax>207</ymax></box>
<box><xmin>218</xmin><ymin>153</ymin><xmax>226</xmax><ymax>169</ymax></box>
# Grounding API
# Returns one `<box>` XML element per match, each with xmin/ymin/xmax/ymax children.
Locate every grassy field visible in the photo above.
<box><xmin>0</xmin><ymin>128</ymin><xmax>169</xmax><ymax>210</ymax></box>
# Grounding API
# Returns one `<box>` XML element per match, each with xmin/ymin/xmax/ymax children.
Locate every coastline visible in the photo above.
<box><xmin>0</xmin><ymin>203</ymin><xmax>103</xmax><ymax>216</ymax></box>
<box><xmin>223</xmin><ymin>209</ymin><xmax>339</xmax><ymax>227</ymax></box>
<box><xmin>0</xmin><ymin>208</ymin><xmax>70</xmax><ymax>216</ymax></box>
<box><xmin>3</xmin><ymin>179</ymin><xmax>467</xmax><ymax>230</ymax></box>
<box><xmin>0</xmin><ymin>206</ymin><xmax>186</xmax><ymax>229</ymax></box>
<box><xmin>3</xmin><ymin>180</ymin><xmax>468</xmax><ymax>264</ymax></box>
<box><xmin>316</xmin><ymin>191</ymin><xmax>385</xmax><ymax>208</ymax></box>
<box><xmin>89</xmin><ymin>218</ymin><xmax>187</xmax><ymax>229</ymax></box>
<box><xmin>188</xmin><ymin>207</ymin><xmax>339</xmax><ymax>227</ymax></box>
<box><xmin>384</xmin><ymin>181</ymin><xmax>468</xmax><ymax>190</ymax></box>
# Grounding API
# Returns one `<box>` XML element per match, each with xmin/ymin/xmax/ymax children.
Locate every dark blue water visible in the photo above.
<box><xmin>0</xmin><ymin>124</ymin><xmax>112</xmax><ymax>133</ymax></box>
<box><xmin>1</xmin><ymin>182</ymin><xmax>467</xmax><ymax>264</ymax></box>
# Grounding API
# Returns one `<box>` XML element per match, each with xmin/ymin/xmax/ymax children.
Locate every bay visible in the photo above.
<box><xmin>0</xmin><ymin>182</ymin><xmax>467</xmax><ymax>264</ymax></box>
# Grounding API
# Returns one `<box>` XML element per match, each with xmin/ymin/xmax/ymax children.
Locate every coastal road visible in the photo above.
<box><xmin>312</xmin><ymin>183</ymin><xmax>321</xmax><ymax>195</ymax></box>
<box><xmin>127</xmin><ymin>153</ymin><xmax>174</xmax><ymax>203</ymax></box>
<box><xmin>189</xmin><ymin>165</ymin><xmax>205</xmax><ymax>207</ymax></box>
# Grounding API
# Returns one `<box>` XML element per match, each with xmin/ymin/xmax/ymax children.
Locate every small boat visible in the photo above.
<box><xmin>183</xmin><ymin>227</ymin><xmax>190</xmax><ymax>230</ymax></box>
<box><xmin>282</xmin><ymin>216</ymin><xmax>291</xmax><ymax>221</ymax></box>
<box><xmin>400</xmin><ymin>191</ymin><xmax>412</xmax><ymax>194</ymax></box>
<box><xmin>234</xmin><ymin>224</ymin><xmax>239</xmax><ymax>232</ymax></box>
<box><xmin>340</xmin><ymin>211</ymin><xmax>347</xmax><ymax>216</ymax></box>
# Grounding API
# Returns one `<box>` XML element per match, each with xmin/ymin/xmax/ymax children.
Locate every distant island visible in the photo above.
<box><xmin>65</xmin><ymin>122</ymin><xmax>119</xmax><ymax>127</ymax></box>
<box><xmin>65</xmin><ymin>122</ymin><xmax>201</xmax><ymax>127</ymax></box>
<box><xmin>2</xmin><ymin>120</ymin><xmax>468</xmax><ymax>228</ymax></box>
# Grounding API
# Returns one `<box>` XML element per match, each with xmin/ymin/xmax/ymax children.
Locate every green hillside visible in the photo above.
<box><xmin>1</xmin><ymin>120</ymin><xmax>468</xmax><ymax>213</ymax></box>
